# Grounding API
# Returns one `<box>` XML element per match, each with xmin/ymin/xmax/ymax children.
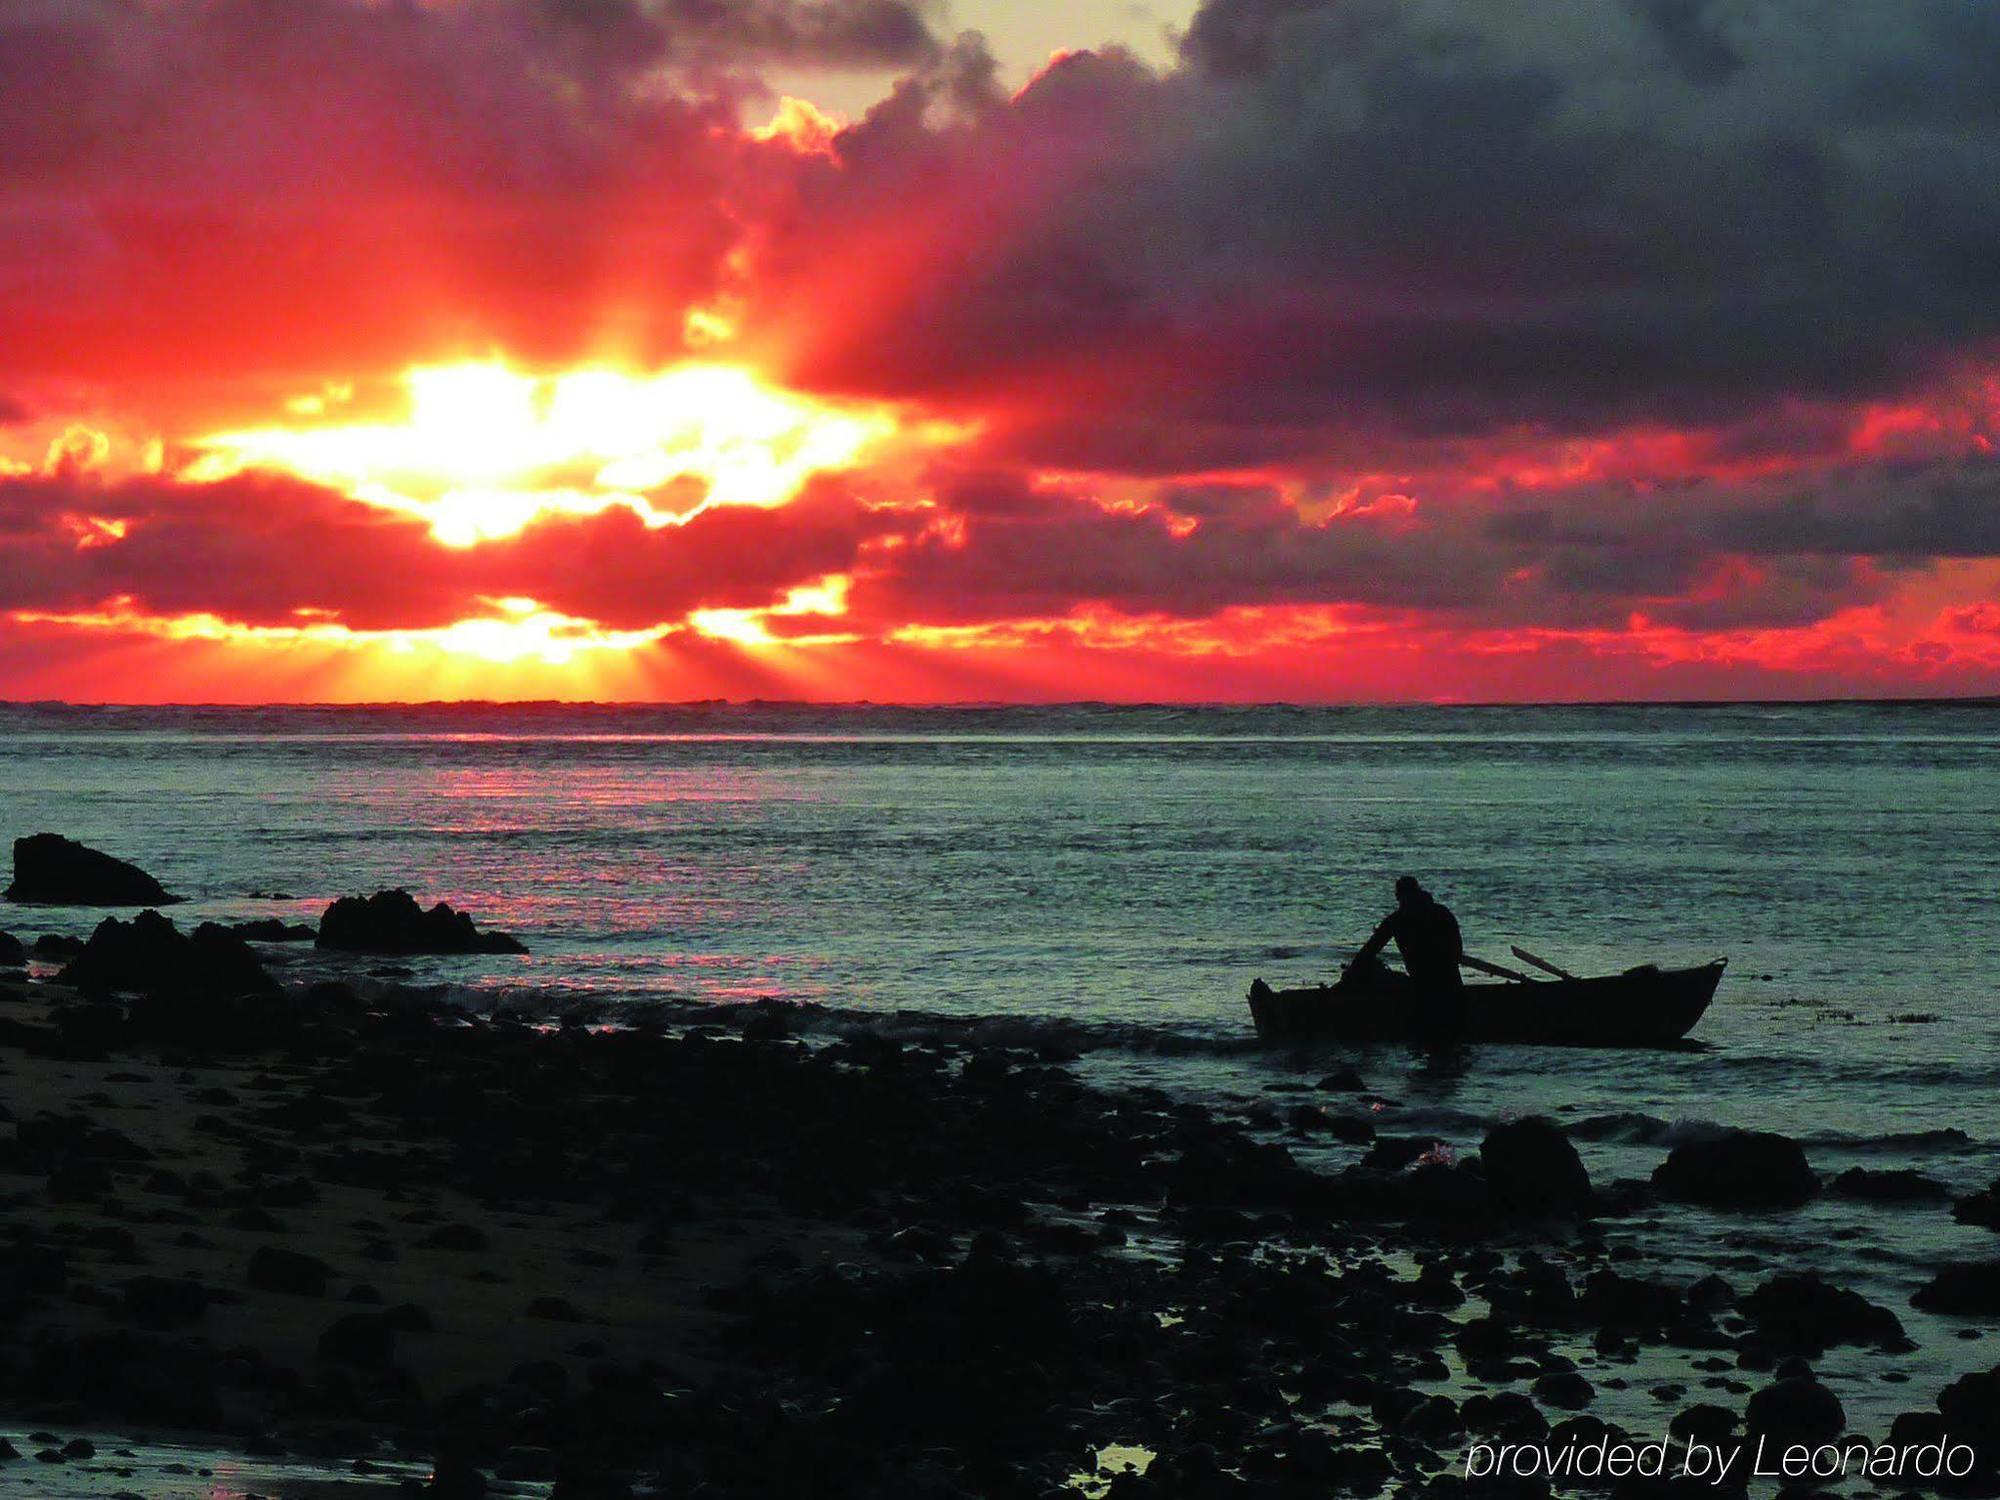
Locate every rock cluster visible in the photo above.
<box><xmin>59</xmin><ymin>910</ymin><xmax>276</xmax><ymax>1001</ymax></box>
<box><xmin>0</xmin><ymin>903</ymin><xmax>1982</xmax><ymax>1498</ymax></box>
<box><xmin>316</xmin><ymin>889</ymin><xmax>527</xmax><ymax>955</ymax></box>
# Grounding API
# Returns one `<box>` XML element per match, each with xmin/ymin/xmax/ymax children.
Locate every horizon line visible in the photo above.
<box><xmin>5</xmin><ymin>694</ymin><xmax>1999</xmax><ymax>712</ymax></box>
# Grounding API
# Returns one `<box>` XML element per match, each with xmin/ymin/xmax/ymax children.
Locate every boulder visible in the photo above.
<box><xmin>6</xmin><ymin>835</ymin><xmax>179</xmax><ymax>905</ymax></box>
<box><xmin>1936</xmin><ymin>1365</ymin><xmax>2000</xmax><ymax>1449</ymax></box>
<box><xmin>1533</xmin><ymin>1370</ymin><xmax>1595</xmax><ymax>1410</ymax></box>
<box><xmin>1686</xmin><ymin>1274</ymin><xmax>1736</xmax><ymax>1311</ymax></box>
<box><xmin>318</xmin><ymin>1311</ymin><xmax>398</xmax><ymax>1369</ymax></box>
<box><xmin>1746</xmin><ymin>1365</ymin><xmax>1845</xmax><ymax>1446</ymax></box>
<box><xmin>1668</xmin><ymin>1404</ymin><xmax>1738</xmax><ymax>1445</ymax></box>
<box><xmin>1651</xmin><ymin>1129</ymin><xmax>1818</xmax><ymax>1208</ymax></box>
<box><xmin>1743</xmin><ymin>1272</ymin><xmax>1907</xmax><ymax>1354</ymax></box>
<box><xmin>227</xmin><ymin>918</ymin><xmax>318</xmax><ymax>943</ymax></box>
<box><xmin>1577</xmin><ymin>1268</ymin><xmax>1683</xmax><ymax>1332</ymax></box>
<box><xmin>1480</xmin><ymin>1117</ymin><xmax>1593</xmax><ymax>1213</ymax></box>
<box><xmin>58</xmin><ymin>911</ymin><xmax>276</xmax><ymax>1001</ymax></box>
<box><xmin>247</xmin><ymin>1245</ymin><xmax>332</xmax><ymax>1298</ymax></box>
<box><xmin>316</xmin><ymin>889</ymin><xmax>527</xmax><ymax>956</ymax></box>
<box><xmin>1913</xmin><ymin>1259</ymin><xmax>2000</xmax><ymax>1315</ymax></box>
<box><xmin>1953</xmin><ymin>1177</ymin><xmax>2000</xmax><ymax>1230</ymax></box>
<box><xmin>1830</xmin><ymin>1166</ymin><xmax>1950</xmax><ymax>1202</ymax></box>
<box><xmin>0</xmin><ymin>929</ymin><xmax>22</xmax><ymax>966</ymax></box>
<box><xmin>116</xmin><ymin>1275</ymin><xmax>216</xmax><ymax>1330</ymax></box>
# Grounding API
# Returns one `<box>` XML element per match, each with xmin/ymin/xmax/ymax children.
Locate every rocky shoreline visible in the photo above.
<box><xmin>2</xmin><ymin>891</ymin><xmax>1999</xmax><ymax>1494</ymax></box>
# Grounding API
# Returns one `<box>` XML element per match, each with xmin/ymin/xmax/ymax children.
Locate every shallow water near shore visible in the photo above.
<box><xmin>6</xmin><ymin>699</ymin><xmax>2000</xmax><ymax>1484</ymax></box>
<box><xmin>0</xmin><ymin>1428</ymin><xmax>485</xmax><ymax>1499</ymax></box>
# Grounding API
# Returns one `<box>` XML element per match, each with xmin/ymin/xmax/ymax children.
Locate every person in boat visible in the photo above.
<box><xmin>1350</xmin><ymin>876</ymin><xmax>1466</xmax><ymax>1037</ymax></box>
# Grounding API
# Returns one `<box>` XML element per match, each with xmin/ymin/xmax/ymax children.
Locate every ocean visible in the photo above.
<box><xmin>5</xmin><ymin>698</ymin><xmax>1999</xmax><ymax>1445</ymax></box>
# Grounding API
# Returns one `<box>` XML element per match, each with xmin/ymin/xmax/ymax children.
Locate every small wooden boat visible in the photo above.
<box><xmin>1247</xmin><ymin>958</ymin><xmax>1725</xmax><ymax>1047</ymax></box>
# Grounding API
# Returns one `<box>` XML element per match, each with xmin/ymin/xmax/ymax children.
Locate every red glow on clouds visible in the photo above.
<box><xmin>8</xmin><ymin>0</ymin><xmax>2000</xmax><ymax>702</ymax></box>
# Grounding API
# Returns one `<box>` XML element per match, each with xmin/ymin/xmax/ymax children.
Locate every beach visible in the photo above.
<box><xmin>1</xmin><ymin>914</ymin><xmax>1999</xmax><ymax>1497</ymax></box>
<box><xmin>4</xmin><ymin>704</ymin><xmax>2000</xmax><ymax>1495</ymax></box>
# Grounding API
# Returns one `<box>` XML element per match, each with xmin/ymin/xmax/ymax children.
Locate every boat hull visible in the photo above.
<box><xmin>1247</xmin><ymin>960</ymin><xmax>1724</xmax><ymax>1048</ymax></box>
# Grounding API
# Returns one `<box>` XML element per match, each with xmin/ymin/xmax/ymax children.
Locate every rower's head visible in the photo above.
<box><xmin>1394</xmin><ymin>875</ymin><xmax>1425</xmax><ymax>907</ymax></box>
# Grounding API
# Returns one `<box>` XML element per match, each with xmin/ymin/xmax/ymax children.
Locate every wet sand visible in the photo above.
<box><xmin>2</xmin><ymin>952</ymin><xmax>1998</xmax><ymax>1498</ymax></box>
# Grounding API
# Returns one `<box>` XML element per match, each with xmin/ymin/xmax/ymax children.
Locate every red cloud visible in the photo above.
<box><xmin>7</xmin><ymin>0</ymin><xmax>2000</xmax><ymax>699</ymax></box>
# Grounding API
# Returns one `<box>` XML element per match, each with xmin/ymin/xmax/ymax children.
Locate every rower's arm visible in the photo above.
<box><xmin>1353</xmin><ymin>912</ymin><xmax>1397</xmax><ymax>963</ymax></box>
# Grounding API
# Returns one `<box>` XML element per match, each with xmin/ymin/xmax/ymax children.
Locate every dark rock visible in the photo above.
<box><xmin>1652</xmin><ymin>1129</ymin><xmax>1818</xmax><ymax>1209</ymax></box>
<box><xmin>1890</xmin><ymin>1408</ymin><xmax>1951</xmax><ymax>1451</ymax></box>
<box><xmin>1460</xmin><ymin>1391</ymin><xmax>1548</xmax><ymax>1440</ymax></box>
<box><xmin>422</xmin><ymin>1223</ymin><xmax>491</xmax><ymax>1253</ymax></box>
<box><xmin>24</xmin><ymin>1329</ymin><xmax>225</xmax><ymax>1430</ymax></box>
<box><xmin>1669</xmin><ymin>1403</ymin><xmax>1738</xmax><ymax>1444</ymax></box>
<box><xmin>1830</xmin><ymin>1166</ymin><xmax>1950</xmax><ymax>1202</ymax></box>
<box><xmin>247</xmin><ymin>1245</ymin><xmax>333</xmax><ymax>1297</ymax></box>
<box><xmin>318</xmin><ymin>1311</ymin><xmax>398</xmax><ymax>1369</ymax></box>
<box><xmin>384</xmin><ymin>1302</ymin><xmax>435</xmax><ymax>1332</ymax></box>
<box><xmin>47</xmin><ymin>1160</ymin><xmax>112</xmax><ymax>1201</ymax></box>
<box><xmin>1744</xmin><ymin>1272</ymin><xmax>1907</xmax><ymax>1354</ymax></box>
<box><xmin>1746</xmin><ymin>1370</ymin><xmax>1844</xmax><ymax>1446</ymax></box>
<box><xmin>58</xmin><ymin>910</ymin><xmax>276</xmax><ymax>1001</ymax></box>
<box><xmin>1358</xmin><ymin>1136</ymin><xmax>1435</xmax><ymax>1173</ymax></box>
<box><xmin>1954</xmin><ymin>1178</ymin><xmax>2000</xmax><ymax>1230</ymax></box>
<box><xmin>526</xmin><ymin>1296</ymin><xmax>584</xmax><ymax>1321</ymax></box>
<box><xmin>1577</xmin><ymin>1268</ymin><xmax>1683</xmax><ymax>1332</ymax></box>
<box><xmin>6</xmin><ymin>834</ymin><xmax>180</xmax><ymax>905</ymax></box>
<box><xmin>1914</xmin><ymin>1260</ymin><xmax>2000</xmax><ymax>1315</ymax></box>
<box><xmin>317</xmin><ymin>889</ymin><xmax>527</xmax><ymax>956</ymax></box>
<box><xmin>1412</xmin><ymin>1262</ymin><xmax>1464</xmax><ymax>1308</ymax></box>
<box><xmin>117</xmin><ymin>1275</ymin><xmax>215</xmax><ymax>1329</ymax></box>
<box><xmin>0</xmin><ymin>929</ymin><xmax>23</xmax><ymax>966</ymax></box>
<box><xmin>31</xmin><ymin>933</ymin><xmax>82</xmax><ymax>960</ymax></box>
<box><xmin>1936</xmin><ymin>1365</ymin><xmax>2000</xmax><ymax>1449</ymax></box>
<box><xmin>428</xmin><ymin>1457</ymin><xmax>488</xmax><ymax>1498</ymax></box>
<box><xmin>1315</xmin><ymin>1066</ymin><xmax>1364</xmax><ymax>1092</ymax></box>
<box><xmin>1534</xmin><ymin>1370</ymin><xmax>1595</xmax><ymax>1409</ymax></box>
<box><xmin>1285</xmin><ymin>1103</ymin><xmax>1373</xmax><ymax>1142</ymax></box>
<box><xmin>1686</xmin><ymin>1274</ymin><xmax>1736</xmax><ymax>1311</ymax></box>
<box><xmin>1401</xmin><ymin>1394</ymin><xmax>1463</xmax><ymax>1440</ymax></box>
<box><xmin>1481</xmin><ymin>1116</ymin><xmax>1593</xmax><ymax>1213</ymax></box>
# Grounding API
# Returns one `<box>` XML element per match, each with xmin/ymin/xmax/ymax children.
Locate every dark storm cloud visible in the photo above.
<box><xmin>653</xmin><ymin>0</ymin><xmax>941</xmax><ymax>67</ymax></box>
<box><xmin>0</xmin><ymin>470</ymin><xmax>905</xmax><ymax>632</ymax></box>
<box><xmin>1631</xmin><ymin>0</ymin><xmax>1745</xmax><ymax>87</ymax></box>
<box><xmin>13</xmin><ymin>446</ymin><xmax>1989</xmax><ymax>647</ymax></box>
<box><xmin>778</xmin><ymin>0</ymin><xmax>2000</xmax><ymax>443</ymax></box>
<box><xmin>1710</xmin><ymin>461</ymin><xmax>2000</xmax><ymax>559</ymax></box>
<box><xmin>847</xmin><ymin>470</ymin><xmax>1500</xmax><ymax>625</ymax></box>
<box><xmin>1488</xmin><ymin>455</ymin><xmax>2000</xmax><ymax>563</ymax></box>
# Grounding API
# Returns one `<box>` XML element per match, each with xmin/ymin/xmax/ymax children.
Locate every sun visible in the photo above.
<box><xmin>191</xmin><ymin>360</ymin><xmax>898</xmax><ymax>545</ymax></box>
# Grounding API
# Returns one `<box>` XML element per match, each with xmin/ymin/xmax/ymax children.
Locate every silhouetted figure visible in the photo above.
<box><xmin>1352</xmin><ymin>876</ymin><xmax>1465</xmax><ymax>1038</ymax></box>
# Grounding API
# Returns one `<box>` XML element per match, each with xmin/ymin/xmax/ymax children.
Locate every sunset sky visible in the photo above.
<box><xmin>6</xmin><ymin>0</ymin><xmax>2000</xmax><ymax>702</ymax></box>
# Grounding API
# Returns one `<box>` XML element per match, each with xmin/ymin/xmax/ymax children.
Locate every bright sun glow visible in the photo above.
<box><xmin>191</xmin><ymin>361</ymin><xmax>896</xmax><ymax>545</ymax></box>
<box><xmin>12</xmin><ymin>594</ymin><xmax>672</xmax><ymax>667</ymax></box>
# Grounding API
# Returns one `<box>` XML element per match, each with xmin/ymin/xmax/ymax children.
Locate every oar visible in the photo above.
<box><xmin>1511</xmin><ymin>945</ymin><xmax>1579</xmax><ymax>981</ymax></box>
<box><xmin>1463</xmin><ymin>953</ymin><xmax>1535</xmax><ymax>983</ymax></box>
